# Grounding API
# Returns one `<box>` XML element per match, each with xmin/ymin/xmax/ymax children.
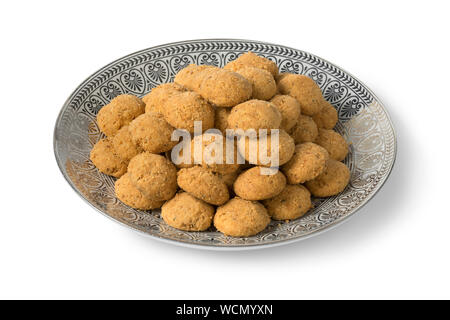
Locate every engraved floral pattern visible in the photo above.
<box><xmin>100</xmin><ymin>81</ymin><xmax>123</xmax><ymax>101</ymax></box>
<box><xmin>144</xmin><ymin>60</ymin><xmax>169</xmax><ymax>84</ymax></box>
<box><xmin>340</xmin><ymin>96</ymin><xmax>365</xmax><ymax>118</ymax></box>
<box><xmin>197</xmin><ymin>52</ymin><xmax>220</xmax><ymax>66</ymax></box>
<box><xmin>170</xmin><ymin>55</ymin><xmax>195</xmax><ymax>74</ymax></box>
<box><xmin>279</xmin><ymin>59</ymin><xmax>304</xmax><ymax>74</ymax></box>
<box><xmin>120</xmin><ymin>69</ymin><xmax>145</xmax><ymax>94</ymax></box>
<box><xmin>323</xmin><ymin>80</ymin><xmax>348</xmax><ymax>103</ymax></box>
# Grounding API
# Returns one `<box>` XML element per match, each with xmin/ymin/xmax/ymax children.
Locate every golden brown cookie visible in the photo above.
<box><xmin>162</xmin><ymin>91</ymin><xmax>214</xmax><ymax>134</ymax></box>
<box><xmin>97</xmin><ymin>94</ymin><xmax>145</xmax><ymax>136</ymax></box>
<box><xmin>312</xmin><ymin>100</ymin><xmax>338</xmax><ymax>129</ymax></box>
<box><xmin>90</xmin><ymin>138</ymin><xmax>128</xmax><ymax>178</ymax></box>
<box><xmin>177</xmin><ymin>166</ymin><xmax>230</xmax><ymax>205</ymax></box>
<box><xmin>237</xmin><ymin>129</ymin><xmax>295</xmax><ymax>167</ymax></box>
<box><xmin>305</xmin><ymin>159</ymin><xmax>350</xmax><ymax>197</ymax></box>
<box><xmin>233</xmin><ymin>166</ymin><xmax>286</xmax><ymax>200</ymax></box>
<box><xmin>142</xmin><ymin>83</ymin><xmax>186</xmax><ymax>114</ymax></box>
<box><xmin>112</xmin><ymin>125</ymin><xmax>142</xmax><ymax>161</ymax></box>
<box><xmin>174</xmin><ymin>64</ymin><xmax>219</xmax><ymax>92</ymax></box>
<box><xmin>227</xmin><ymin>99</ymin><xmax>282</xmax><ymax>132</ymax></box>
<box><xmin>277</xmin><ymin>74</ymin><xmax>323</xmax><ymax>116</ymax></box>
<box><xmin>191</xmin><ymin>133</ymin><xmax>241</xmax><ymax>175</ymax></box>
<box><xmin>262</xmin><ymin>184</ymin><xmax>312</xmax><ymax>220</ymax></box>
<box><xmin>161</xmin><ymin>192</ymin><xmax>214</xmax><ymax>231</ymax></box>
<box><xmin>232</xmin><ymin>66</ymin><xmax>277</xmax><ymax>100</ymax></box>
<box><xmin>315</xmin><ymin>129</ymin><xmax>349</xmax><ymax>161</ymax></box>
<box><xmin>270</xmin><ymin>95</ymin><xmax>301</xmax><ymax>132</ymax></box>
<box><xmin>224</xmin><ymin>52</ymin><xmax>279</xmax><ymax>77</ymax></box>
<box><xmin>115</xmin><ymin>173</ymin><xmax>164</xmax><ymax>210</ymax></box>
<box><xmin>281</xmin><ymin>142</ymin><xmax>329</xmax><ymax>184</ymax></box>
<box><xmin>127</xmin><ymin>152</ymin><xmax>177</xmax><ymax>201</ymax></box>
<box><xmin>129</xmin><ymin>112</ymin><xmax>177</xmax><ymax>153</ymax></box>
<box><xmin>214</xmin><ymin>197</ymin><xmax>271</xmax><ymax>237</ymax></box>
<box><xmin>198</xmin><ymin>68</ymin><xmax>253</xmax><ymax>107</ymax></box>
<box><xmin>290</xmin><ymin>115</ymin><xmax>319</xmax><ymax>144</ymax></box>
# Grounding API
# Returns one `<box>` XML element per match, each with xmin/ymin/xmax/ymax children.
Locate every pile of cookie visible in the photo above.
<box><xmin>90</xmin><ymin>52</ymin><xmax>350</xmax><ymax>237</ymax></box>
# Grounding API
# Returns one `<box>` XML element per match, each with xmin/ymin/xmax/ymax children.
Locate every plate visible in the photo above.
<box><xmin>54</xmin><ymin>39</ymin><xmax>396</xmax><ymax>250</ymax></box>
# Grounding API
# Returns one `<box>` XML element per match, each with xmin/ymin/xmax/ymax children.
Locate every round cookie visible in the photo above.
<box><xmin>227</xmin><ymin>99</ymin><xmax>282</xmax><ymax>132</ymax></box>
<box><xmin>224</xmin><ymin>52</ymin><xmax>279</xmax><ymax>77</ymax></box>
<box><xmin>305</xmin><ymin>159</ymin><xmax>350</xmax><ymax>197</ymax></box>
<box><xmin>262</xmin><ymin>185</ymin><xmax>312</xmax><ymax>220</ymax></box>
<box><xmin>198</xmin><ymin>68</ymin><xmax>253</xmax><ymax>107</ymax></box>
<box><xmin>112</xmin><ymin>125</ymin><xmax>142</xmax><ymax>161</ymax></box>
<box><xmin>163</xmin><ymin>91</ymin><xmax>214</xmax><ymax>134</ymax></box>
<box><xmin>174</xmin><ymin>64</ymin><xmax>219</xmax><ymax>92</ymax></box>
<box><xmin>127</xmin><ymin>152</ymin><xmax>177</xmax><ymax>201</ymax></box>
<box><xmin>214</xmin><ymin>197</ymin><xmax>271</xmax><ymax>237</ymax></box>
<box><xmin>142</xmin><ymin>83</ymin><xmax>186</xmax><ymax>114</ymax></box>
<box><xmin>90</xmin><ymin>138</ymin><xmax>128</xmax><ymax>178</ymax></box>
<box><xmin>191</xmin><ymin>133</ymin><xmax>241</xmax><ymax>175</ymax></box>
<box><xmin>232</xmin><ymin>66</ymin><xmax>277</xmax><ymax>100</ymax></box>
<box><xmin>233</xmin><ymin>166</ymin><xmax>286</xmax><ymax>200</ymax></box>
<box><xmin>315</xmin><ymin>129</ymin><xmax>349</xmax><ymax>161</ymax></box>
<box><xmin>290</xmin><ymin>115</ymin><xmax>319</xmax><ymax>144</ymax></box>
<box><xmin>313</xmin><ymin>100</ymin><xmax>338</xmax><ymax>129</ymax></box>
<box><xmin>115</xmin><ymin>173</ymin><xmax>164</xmax><ymax>210</ymax></box>
<box><xmin>237</xmin><ymin>129</ymin><xmax>295</xmax><ymax>167</ymax></box>
<box><xmin>97</xmin><ymin>94</ymin><xmax>145</xmax><ymax>136</ymax></box>
<box><xmin>282</xmin><ymin>142</ymin><xmax>329</xmax><ymax>184</ymax></box>
<box><xmin>270</xmin><ymin>95</ymin><xmax>301</xmax><ymax>132</ymax></box>
<box><xmin>215</xmin><ymin>107</ymin><xmax>231</xmax><ymax>135</ymax></box>
<box><xmin>177</xmin><ymin>166</ymin><xmax>230</xmax><ymax>206</ymax></box>
<box><xmin>277</xmin><ymin>74</ymin><xmax>323</xmax><ymax>116</ymax></box>
<box><xmin>129</xmin><ymin>112</ymin><xmax>177</xmax><ymax>153</ymax></box>
<box><xmin>161</xmin><ymin>192</ymin><xmax>214</xmax><ymax>231</ymax></box>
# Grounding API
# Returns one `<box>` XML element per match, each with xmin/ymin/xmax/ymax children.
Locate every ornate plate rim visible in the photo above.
<box><xmin>53</xmin><ymin>38</ymin><xmax>397</xmax><ymax>251</ymax></box>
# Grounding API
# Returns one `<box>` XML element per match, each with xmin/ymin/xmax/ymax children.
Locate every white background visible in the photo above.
<box><xmin>0</xmin><ymin>0</ymin><xmax>449</xmax><ymax>300</ymax></box>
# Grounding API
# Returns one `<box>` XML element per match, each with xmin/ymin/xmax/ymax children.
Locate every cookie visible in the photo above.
<box><xmin>233</xmin><ymin>166</ymin><xmax>286</xmax><ymax>200</ymax></box>
<box><xmin>115</xmin><ymin>173</ymin><xmax>164</xmax><ymax>210</ymax></box>
<box><xmin>281</xmin><ymin>142</ymin><xmax>329</xmax><ymax>184</ymax></box>
<box><xmin>177</xmin><ymin>166</ymin><xmax>230</xmax><ymax>205</ymax></box>
<box><xmin>305</xmin><ymin>159</ymin><xmax>350</xmax><ymax>197</ymax></box>
<box><xmin>97</xmin><ymin>94</ymin><xmax>145</xmax><ymax>136</ymax></box>
<box><xmin>90</xmin><ymin>138</ymin><xmax>128</xmax><ymax>178</ymax></box>
<box><xmin>127</xmin><ymin>152</ymin><xmax>177</xmax><ymax>201</ymax></box>
<box><xmin>262</xmin><ymin>184</ymin><xmax>312</xmax><ymax>220</ymax></box>
<box><xmin>162</xmin><ymin>192</ymin><xmax>214</xmax><ymax>231</ymax></box>
<box><xmin>214</xmin><ymin>197</ymin><xmax>271</xmax><ymax>237</ymax></box>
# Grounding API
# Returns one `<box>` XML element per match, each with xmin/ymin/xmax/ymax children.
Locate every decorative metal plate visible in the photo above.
<box><xmin>54</xmin><ymin>39</ymin><xmax>396</xmax><ymax>250</ymax></box>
